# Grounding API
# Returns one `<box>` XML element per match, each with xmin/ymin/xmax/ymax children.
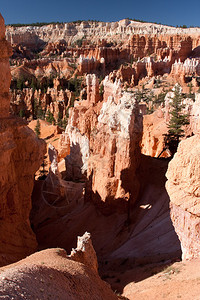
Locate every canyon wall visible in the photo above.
<box><xmin>5</xmin><ymin>20</ymin><xmax>200</xmax><ymax>46</ymax></box>
<box><xmin>6</xmin><ymin>20</ymin><xmax>200</xmax><ymax>74</ymax></box>
<box><xmin>0</xmin><ymin>13</ymin><xmax>46</xmax><ymax>266</ymax></box>
<box><xmin>166</xmin><ymin>134</ymin><xmax>200</xmax><ymax>260</ymax></box>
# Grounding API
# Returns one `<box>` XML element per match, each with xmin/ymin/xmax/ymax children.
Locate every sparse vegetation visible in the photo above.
<box><xmin>67</xmin><ymin>76</ymin><xmax>83</xmax><ymax>98</ymax></box>
<box><xmin>99</xmin><ymin>84</ymin><xmax>104</xmax><ymax>96</ymax></box>
<box><xmin>19</xmin><ymin>109</ymin><xmax>25</xmax><ymax>118</ymax></box>
<box><xmin>163</xmin><ymin>85</ymin><xmax>189</xmax><ymax>156</ymax></box>
<box><xmin>34</xmin><ymin>119</ymin><xmax>41</xmax><ymax>137</ymax></box>
<box><xmin>8</xmin><ymin>21</ymin><xmax>64</xmax><ymax>27</ymax></box>
<box><xmin>46</xmin><ymin>110</ymin><xmax>55</xmax><ymax>124</ymax></box>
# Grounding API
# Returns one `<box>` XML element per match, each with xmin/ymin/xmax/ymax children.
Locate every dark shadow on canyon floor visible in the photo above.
<box><xmin>30</xmin><ymin>154</ymin><xmax>181</xmax><ymax>293</ymax></box>
<box><xmin>99</xmin><ymin>154</ymin><xmax>181</xmax><ymax>292</ymax></box>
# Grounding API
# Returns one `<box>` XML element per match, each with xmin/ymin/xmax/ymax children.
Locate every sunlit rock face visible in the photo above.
<box><xmin>166</xmin><ymin>134</ymin><xmax>200</xmax><ymax>260</ymax></box>
<box><xmin>0</xmin><ymin>13</ymin><xmax>46</xmax><ymax>266</ymax></box>
<box><xmin>59</xmin><ymin>74</ymin><xmax>142</xmax><ymax>211</ymax></box>
<box><xmin>87</xmin><ymin>92</ymin><xmax>142</xmax><ymax>207</ymax></box>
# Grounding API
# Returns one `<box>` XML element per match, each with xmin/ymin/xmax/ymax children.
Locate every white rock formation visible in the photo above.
<box><xmin>70</xmin><ymin>232</ymin><xmax>98</xmax><ymax>273</ymax></box>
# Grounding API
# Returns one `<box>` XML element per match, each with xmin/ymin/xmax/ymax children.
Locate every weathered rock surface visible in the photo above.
<box><xmin>30</xmin><ymin>75</ymin><xmax>181</xmax><ymax>283</ymax></box>
<box><xmin>141</xmin><ymin>109</ymin><xmax>169</xmax><ymax>157</ymax></box>
<box><xmin>88</xmin><ymin>92</ymin><xmax>142</xmax><ymax>207</ymax></box>
<box><xmin>70</xmin><ymin>232</ymin><xmax>98</xmax><ymax>273</ymax></box>
<box><xmin>10</xmin><ymin>85</ymin><xmax>73</xmax><ymax>122</ymax></box>
<box><xmin>189</xmin><ymin>93</ymin><xmax>200</xmax><ymax>134</ymax></box>
<box><xmin>0</xmin><ymin>13</ymin><xmax>46</xmax><ymax>266</ymax></box>
<box><xmin>166</xmin><ymin>134</ymin><xmax>200</xmax><ymax>260</ymax></box>
<box><xmin>59</xmin><ymin>74</ymin><xmax>142</xmax><ymax>209</ymax></box>
<box><xmin>6</xmin><ymin>20</ymin><xmax>200</xmax><ymax>48</ymax></box>
<box><xmin>31</xmin><ymin>153</ymin><xmax>181</xmax><ymax>295</ymax></box>
<box><xmin>0</xmin><ymin>233</ymin><xmax>117</xmax><ymax>300</ymax></box>
<box><xmin>123</xmin><ymin>258</ymin><xmax>200</xmax><ymax>300</ymax></box>
<box><xmin>0</xmin><ymin>14</ymin><xmax>12</xmax><ymax>117</ymax></box>
<box><xmin>0</xmin><ymin>119</ymin><xmax>46</xmax><ymax>266</ymax></box>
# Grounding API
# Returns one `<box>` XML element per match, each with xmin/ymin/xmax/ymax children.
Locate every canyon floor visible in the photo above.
<box><xmin>123</xmin><ymin>258</ymin><xmax>200</xmax><ymax>300</ymax></box>
<box><xmin>1</xmin><ymin>249</ymin><xmax>200</xmax><ymax>300</ymax></box>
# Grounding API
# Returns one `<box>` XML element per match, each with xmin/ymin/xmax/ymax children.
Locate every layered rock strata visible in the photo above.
<box><xmin>6</xmin><ymin>20</ymin><xmax>200</xmax><ymax>47</ymax></box>
<box><xmin>0</xmin><ymin>13</ymin><xmax>46</xmax><ymax>266</ymax></box>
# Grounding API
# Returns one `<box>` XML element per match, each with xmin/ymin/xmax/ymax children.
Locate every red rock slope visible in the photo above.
<box><xmin>0</xmin><ymin>233</ymin><xmax>117</xmax><ymax>300</ymax></box>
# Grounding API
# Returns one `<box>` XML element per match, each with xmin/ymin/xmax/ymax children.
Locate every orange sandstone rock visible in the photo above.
<box><xmin>0</xmin><ymin>14</ymin><xmax>12</xmax><ymax>117</ymax></box>
<box><xmin>0</xmin><ymin>234</ymin><xmax>117</xmax><ymax>300</ymax></box>
<box><xmin>0</xmin><ymin>14</ymin><xmax>46</xmax><ymax>266</ymax></box>
<box><xmin>59</xmin><ymin>75</ymin><xmax>142</xmax><ymax>210</ymax></box>
<box><xmin>166</xmin><ymin>134</ymin><xmax>200</xmax><ymax>260</ymax></box>
<box><xmin>141</xmin><ymin>109</ymin><xmax>169</xmax><ymax>157</ymax></box>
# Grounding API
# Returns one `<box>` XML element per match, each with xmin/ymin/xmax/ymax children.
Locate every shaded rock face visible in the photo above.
<box><xmin>0</xmin><ymin>233</ymin><xmax>117</xmax><ymax>300</ymax></box>
<box><xmin>0</xmin><ymin>14</ymin><xmax>46</xmax><ymax>266</ymax></box>
<box><xmin>31</xmin><ymin>153</ymin><xmax>181</xmax><ymax>279</ymax></box>
<box><xmin>166</xmin><ymin>134</ymin><xmax>200</xmax><ymax>260</ymax></box>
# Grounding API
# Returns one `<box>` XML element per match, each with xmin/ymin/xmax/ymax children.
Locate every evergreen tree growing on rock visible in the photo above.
<box><xmin>34</xmin><ymin>119</ymin><xmax>41</xmax><ymax>137</ymax></box>
<box><xmin>46</xmin><ymin>110</ymin><xmax>55</xmax><ymax>124</ymax></box>
<box><xmin>164</xmin><ymin>85</ymin><xmax>189</xmax><ymax>156</ymax></box>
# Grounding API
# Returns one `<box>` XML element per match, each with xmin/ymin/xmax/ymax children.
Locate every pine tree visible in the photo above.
<box><xmin>46</xmin><ymin>110</ymin><xmax>55</xmax><ymax>124</ymax></box>
<box><xmin>164</xmin><ymin>85</ymin><xmax>189</xmax><ymax>156</ymax></box>
<box><xmin>17</xmin><ymin>76</ymin><xmax>25</xmax><ymax>90</ymax></box>
<box><xmin>19</xmin><ymin>109</ymin><xmax>25</xmax><ymax>118</ymax></box>
<box><xmin>34</xmin><ymin>119</ymin><xmax>41</xmax><ymax>137</ymax></box>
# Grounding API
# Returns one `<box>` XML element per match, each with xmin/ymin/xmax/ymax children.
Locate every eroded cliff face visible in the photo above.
<box><xmin>141</xmin><ymin>109</ymin><xmax>168</xmax><ymax>157</ymax></box>
<box><xmin>5</xmin><ymin>20</ymin><xmax>200</xmax><ymax>47</ymax></box>
<box><xmin>29</xmin><ymin>73</ymin><xmax>181</xmax><ymax>288</ymax></box>
<box><xmin>88</xmin><ymin>92</ymin><xmax>142</xmax><ymax>207</ymax></box>
<box><xmin>0</xmin><ymin>14</ymin><xmax>12</xmax><ymax>117</ymax></box>
<box><xmin>59</xmin><ymin>74</ymin><xmax>142</xmax><ymax>210</ymax></box>
<box><xmin>0</xmin><ymin>14</ymin><xmax>46</xmax><ymax>266</ymax></box>
<box><xmin>166</xmin><ymin>134</ymin><xmax>200</xmax><ymax>260</ymax></box>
